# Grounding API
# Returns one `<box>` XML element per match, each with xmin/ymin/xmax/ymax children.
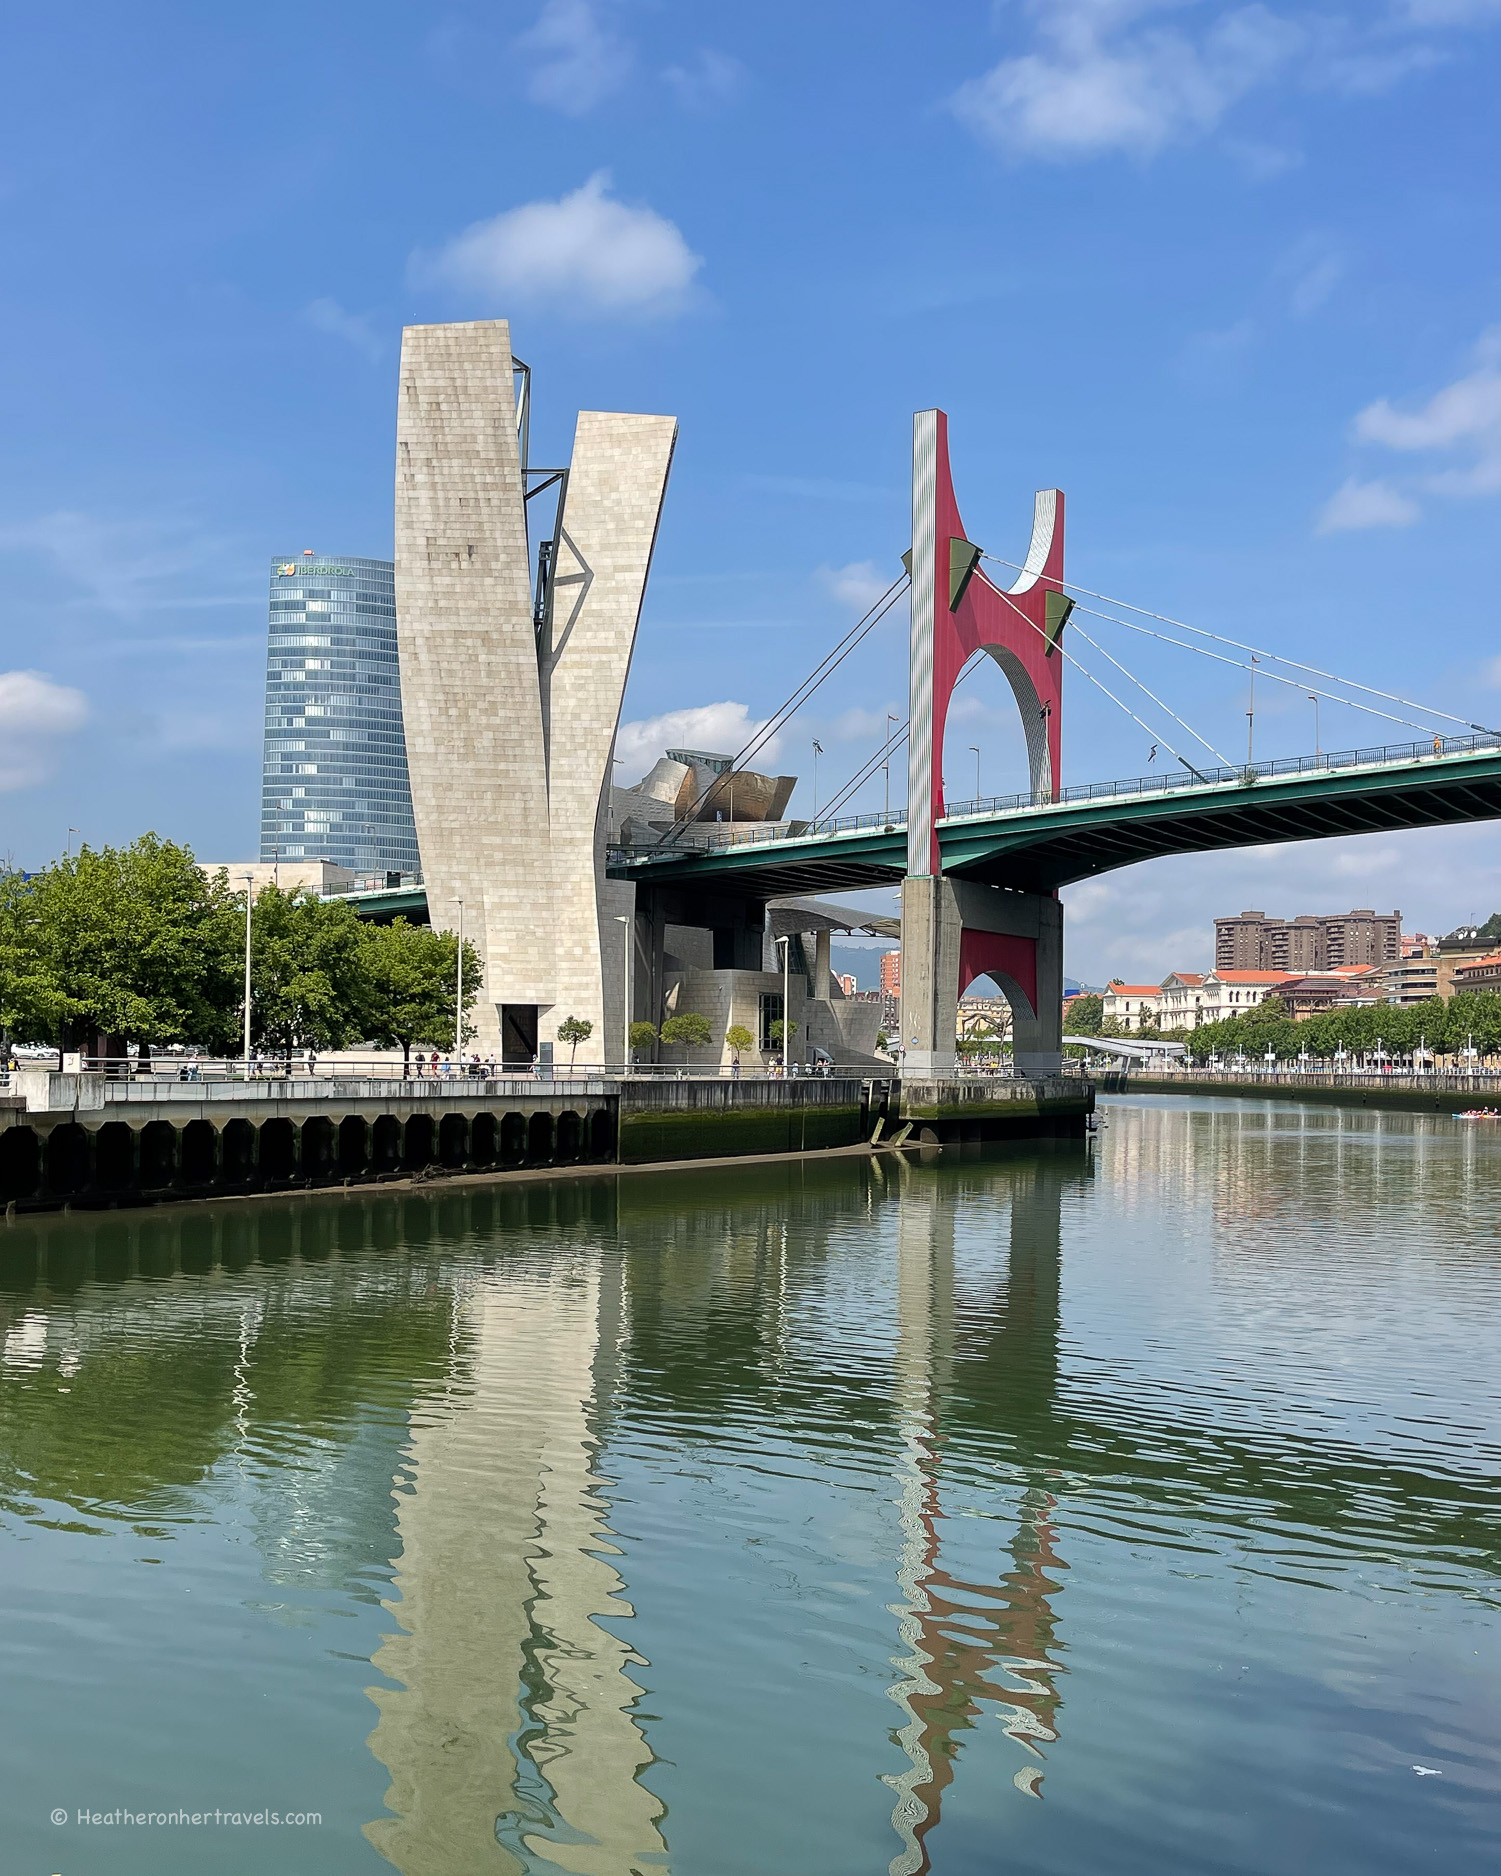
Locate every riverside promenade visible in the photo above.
<box><xmin>0</xmin><ymin>1066</ymin><xmax>1091</xmax><ymax>1214</ymax></box>
<box><xmin>1121</xmin><ymin>1066</ymin><xmax>1501</xmax><ymax>1116</ymax></box>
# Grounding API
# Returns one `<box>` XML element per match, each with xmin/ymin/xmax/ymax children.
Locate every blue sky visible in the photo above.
<box><xmin>2</xmin><ymin>0</ymin><xmax>1500</xmax><ymax>981</ymax></box>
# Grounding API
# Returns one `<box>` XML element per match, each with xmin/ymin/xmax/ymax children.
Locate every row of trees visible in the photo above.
<box><xmin>0</xmin><ymin>836</ymin><xmax>480</xmax><ymax>1067</ymax></box>
<box><xmin>1181</xmin><ymin>990</ymin><xmax>1501</xmax><ymax>1062</ymax></box>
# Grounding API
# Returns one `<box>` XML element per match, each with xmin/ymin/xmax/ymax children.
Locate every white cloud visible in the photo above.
<box><xmin>517</xmin><ymin>0</ymin><xmax>631</xmax><ymax>115</ymax></box>
<box><xmin>949</xmin><ymin>0</ymin><xmax>1494</xmax><ymax>163</ymax></box>
<box><xmin>0</xmin><ymin>670</ymin><xmax>88</xmax><ymax>790</ymax></box>
<box><xmin>1331</xmin><ymin>844</ymin><xmax>1401</xmax><ymax>878</ymax></box>
<box><xmin>1352</xmin><ymin>329</ymin><xmax>1501</xmax><ymax>493</ymax></box>
<box><xmin>663</xmin><ymin>48</ymin><xmax>746</xmax><ymax>110</ymax></box>
<box><xmin>302</xmin><ymin>297</ymin><xmax>382</xmax><ymax>361</ymax></box>
<box><xmin>1316</xmin><ymin>477</ymin><xmax>1421</xmax><ymax>533</ymax></box>
<box><xmin>1318</xmin><ymin>330</ymin><xmax>1501</xmax><ymax>528</ymax></box>
<box><xmin>819</xmin><ymin>560</ymin><xmax>893</xmax><ymax>612</ymax></box>
<box><xmin>950</xmin><ymin>2</ymin><xmax>1301</xmax><ymax>162</ymax></box>
<box><xmin>415</xmin><ymin>173</ymin><xmax>702</xmax><ymax>318</ymax></box>
<box><xmin>615</xmin><ymin>702</ymin><xmax>782</xmax><ymax>782</ymax></box>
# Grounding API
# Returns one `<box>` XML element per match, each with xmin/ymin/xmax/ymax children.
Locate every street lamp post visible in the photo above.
<box><xmin>615</xmin><ymin>912</ymin><xmax>631</xmax><ymax>1073</ymax></box>
<box><xmin>883</xmin><ymin>713</ymin><xmax>898</xmax><ymax>824</ymax></box>
<box><xmin>970</xmin><ymin>744</ymin><xmax>981</xmax><ymax>804</ymax></box>
<box><xmin>1309</xmin><ymin>693</ymin><xmax>1320</xmax><ymax>757</ymax></box>
<box><xmin>777</xmin><ymin>934</ymin><xmax>792</xmax><ymax>1075</ymax></box>
<box><xmin>811</xmin><ymin>739</ymin><xmax>822</xmax><ymax>827</ymax></box>
<box><xmin>451</xmin><ymin>899</ymin><xmax>464</xmax><ymax>1060</ymax></box>
<box><xmin>241</xmin><ymin>873</ymin><xmax>254</xmax><ymax>1076</ymax></box>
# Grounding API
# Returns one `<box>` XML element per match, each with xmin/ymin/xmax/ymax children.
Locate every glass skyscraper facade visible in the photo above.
<box><xmin>259</xmin><ymin>554</ymin><xmax>422</xmax><ymax>878</ymax></box>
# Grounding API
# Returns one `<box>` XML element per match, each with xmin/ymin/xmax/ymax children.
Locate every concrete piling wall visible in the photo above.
<box><xmin>0</xmin><ymin>1071</ymin><xmax>1090</xmax><ymax>1216</ymax></box>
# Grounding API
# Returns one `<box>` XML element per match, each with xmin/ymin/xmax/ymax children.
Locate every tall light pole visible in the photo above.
<box><xmin>778</xmin><ymin>934</ymin><xmax>792</xmax><ymax>1074</ymax></box>
<box><xmin>969</xmin><ymin>744</ymin><xmax>981</xmax><ymax>803</ymax></box>
<box><xmin>615</xmin><ymin>912</ymin><xmax>631</xmax><ymax>1073</ymax></box>
<box><xmin>451</xmin><ymin>898</ymin><xmax>464</xmax><ymax>1059</ymax></box>
<box><xmin>883</xmin><ymin>713</ymin><xmax>897</xmax><ymax>823</ymax></box>
<box><xmin>1309</xmin><ymin>693</ymin><xmax>1320</xmax><ymax>757</ymax></box>
<box><xmin>811</xmin><ymin>739</ymin><xmax>822</xmax><ymax>826</ymax></box>
<box><xmin>1246</xmin><ymin>655</ymin><xmax>1258</xmax><ymax>767</ymax></box>
<box><xmin>241</xmin><ymin>873</ymin><xmax>254</xmax><ymax>1074</ymax></box>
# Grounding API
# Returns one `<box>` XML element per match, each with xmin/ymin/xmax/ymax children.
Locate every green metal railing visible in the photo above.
<box><xmin>609</xmin><ymin>728</ymin><xmax>1501</xmax><ymax>866</ymax></box>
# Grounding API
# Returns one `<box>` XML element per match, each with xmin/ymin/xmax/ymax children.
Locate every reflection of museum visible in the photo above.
<box><xmin>366</xmin><ymin>1260</ymin><xmax>666</xmax><ymax>1876</ymax></box>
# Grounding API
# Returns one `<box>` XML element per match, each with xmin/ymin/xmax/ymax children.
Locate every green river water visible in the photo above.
<box><xmin>1</xmin><ymin>1092</ymin><xmax>1498</xmax><ymax>1875</ymax></box>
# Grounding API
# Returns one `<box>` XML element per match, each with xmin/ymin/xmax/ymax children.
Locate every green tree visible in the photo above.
<box><xmin>724</xmin><ymin>1023</ymin><xmax>755</xmax><ymax>1055</ymax></box>
<box><xmin>1064</xmin><ymin>994</ymin><xmax>1104</xmax><ymax>1035</ymax></box>
<box><xmin>248</xmin><ymin>886</ymin><xmax>370</xmax><ymax>1063</ymax></box>
<box><xmin>661</xmin><ymin>1011</ymin><xmax>713</xmax><ymax>1049</ymax></box>
<box><xmin>360</xmin><ymin>919</ymin><xmax>482</xmax><ymax>1073</ymax></box>
<box><xmin>556</xmin><ymin>1014</ymin><xmax>594</xmax><ymax>1067</ymax></box>
<box><xmin>768</xmin><ymin>1017</ymin><xmax>799</xmax><ymax>1045</ymax></box>
<box><xmin>0</xmin><ymin>837</ymin><xmax>240</xmax><ymax>1060</ymax></box>
<box><xmin>628</xmin><ymin>1019</ymin><xmax>659</xmax><ymax>1058</ymax></box>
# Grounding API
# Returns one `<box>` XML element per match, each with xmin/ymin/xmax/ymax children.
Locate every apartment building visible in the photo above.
<box><xmin>1215</xmin><ymin>909</ymin><xmax>1401</xmax><ymax>972</ymax></box>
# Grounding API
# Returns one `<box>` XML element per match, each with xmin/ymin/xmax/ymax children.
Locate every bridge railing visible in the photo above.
<box><xmin>608</xmin><ymin>728</ymin><xmax>1501</xmax><ymax>863</ymax></box>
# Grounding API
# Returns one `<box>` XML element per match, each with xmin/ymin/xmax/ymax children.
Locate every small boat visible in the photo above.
<box><xmin>1458</xmin><ymin>1109</ymin><xmax>1501</xmax><ymax>1120</ymax></box>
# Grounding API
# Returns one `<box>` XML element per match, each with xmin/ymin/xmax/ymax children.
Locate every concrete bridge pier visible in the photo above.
<box><xmin>899</xmin><ymin>877</ymin><xmax>1063</xmax><ymax>1078</ymax></box>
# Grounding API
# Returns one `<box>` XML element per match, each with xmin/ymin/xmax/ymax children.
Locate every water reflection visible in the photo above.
<box><xmin>886</xmin><ymin>1161</ymin><xmax>1072</xmax><ymax>1873</ymax></box>
<box><xmin>1</xmin><ymin>1107</ymin><xmax>1499</xmax><ymax>1875</ymax></box>
<box><xmin>364</xmin><ymin>1262</ymin><xmax>666</xmax><ymax>1876</ymax></box>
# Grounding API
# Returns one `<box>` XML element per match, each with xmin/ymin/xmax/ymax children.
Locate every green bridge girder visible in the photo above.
<box><xmin>603</xmin><ymin>742</ymin><xmax>1501</xmax><ymax>899</ymax></box>
<box><xmin>337</xmin><ymin>743</ymin><xmax>1501</xmax><ymax>920</ymax></box>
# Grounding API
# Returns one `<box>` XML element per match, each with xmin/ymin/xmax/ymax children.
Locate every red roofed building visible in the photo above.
<box><xmin>1102</xmin><ymin>981</ymin><xmax>1165</xmax><ymax>1031</ymax></box>
<box><xmin>1194</xmin><ymin>970</ymin><xmax>1296</xmax><ymax>1024</ymax></box>
<box><xmin>1451</xmin><ymin>951</ymin><xmax>1501</xmax><ymax>991</ymax></box>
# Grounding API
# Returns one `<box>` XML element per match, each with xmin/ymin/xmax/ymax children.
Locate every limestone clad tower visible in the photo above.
<box><xmin>394</xmin><ymin>321</ymin><xmax>676</xmax><ymax>1063</ymax></box>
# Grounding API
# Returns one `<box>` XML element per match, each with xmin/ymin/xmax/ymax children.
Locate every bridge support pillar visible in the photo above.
<box><xmin>899</xmin><ymin>877</ymin><xmax>1063</xmax><ymax>1078</ymax></box>
<box><xmin>899</xmin><ymin>877</ymin><xmax>960</xmax><ymax>1079</ymax></box>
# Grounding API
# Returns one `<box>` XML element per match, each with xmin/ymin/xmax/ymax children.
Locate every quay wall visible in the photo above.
<box><xmin>618</xmin><ymin>1078</ymin><xmax>889</xmax><ymax>1164</ymax></box>
<box><xmin>1122</xmin><ymin>1071</ymin><xmax>1498</xmax><ymax>1117</ymax></box>
<box><xmin>0</xmin><ymin>1071</ymin><xmax>1090</xmax><ymax>1216</ymax></box>
<box><xmin>900</xmin><ymin>1076</ymin><xmax>1090</xmax><ymax>1141</ymax></box>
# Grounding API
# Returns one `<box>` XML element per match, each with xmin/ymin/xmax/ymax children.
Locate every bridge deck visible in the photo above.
<box><xmin>603</xmin><ymin>735</ymin><xmax>1501</xmax><ymax>898</ymax></box>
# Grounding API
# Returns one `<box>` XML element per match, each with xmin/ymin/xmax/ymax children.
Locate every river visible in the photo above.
<box><xmin>2</xmin><ymin>1093</ymin><xmax>1497</xmax><ymax>1874</ymax></box>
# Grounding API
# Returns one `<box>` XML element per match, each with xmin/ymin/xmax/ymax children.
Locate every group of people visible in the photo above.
<box><xmin>406</xmin><ymin>1052</ymin><xmax>494</xmax><ymax>1080</ymax></box>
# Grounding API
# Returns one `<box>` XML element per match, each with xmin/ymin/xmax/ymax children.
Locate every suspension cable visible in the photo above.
<box><xmin>1063</xmin><ymin>616</ymin><xmax>1233</xmax><ymax>766</ymax></box>
<box><xmin>1066</xmin><ymin>599</ymin><xmax>1445</xmax><ymax>737</ymax></box>
<box><xmin>975</xmin><ymin>571</ymin><xmax>1206</xmax><ymax>774</ymax></box>
<box><xmin>654</xmin><ymin>574</ymin><xmax>909</xmax><ymax>847</ymax></box>
<box><xmin>981</xmin><ymin>554</ymin><xmax>1489</xmax><ymax>732</ymax></box>
<box><xmin>816</xmin><ymin>723</ymin><xmax>910</xmax><ymax>824</ymax></box>
<box><xmin>811</xmin><ymin>638</ymin><xmax>1005</xmax><ymax>824</ymax></box>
